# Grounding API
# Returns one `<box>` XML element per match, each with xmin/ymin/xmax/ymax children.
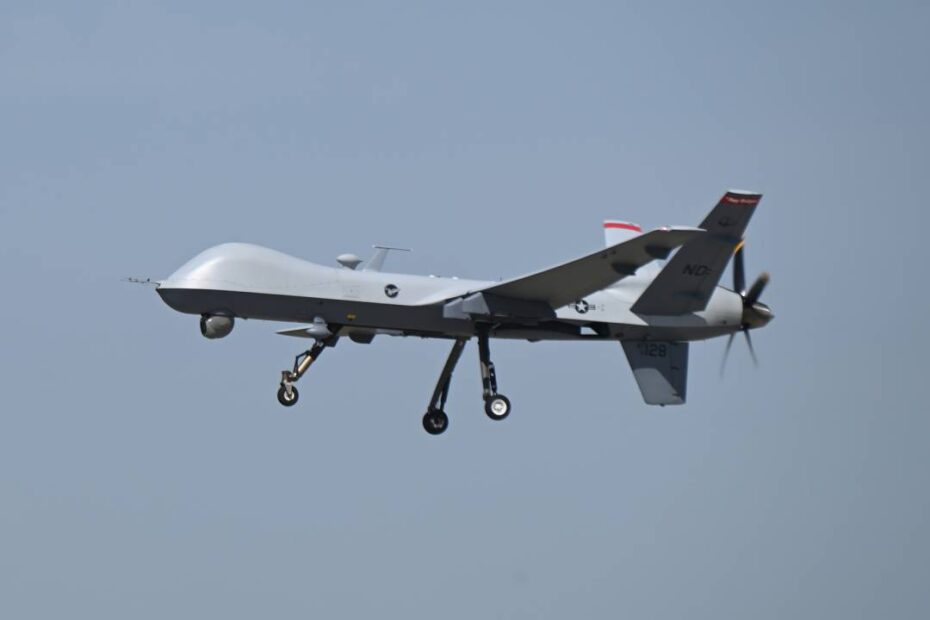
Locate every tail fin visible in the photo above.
<box><xmin>603</xmin><ymin>220</ymin><xmax>642</xmax><ymax>246</ymax></box>
<box><xmin>631</xmin><ymin>190</ymin><xmax>762</xmax><ymax>315</ymax></box>
<box><xmin>604</xmin><ymin>220</ymin><xmax>662</xmax><ymax>276</ymax></box>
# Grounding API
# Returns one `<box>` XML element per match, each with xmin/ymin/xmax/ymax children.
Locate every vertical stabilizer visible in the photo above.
<box><xmin>604</xmin><ymin>220</ymin><xmax>660</xmax><ymax>275</ymax></box>
<box><xmin>603</xmin><ymin>220</ymin><xmax>642</xmax><ymax>246</ymax></box>
<box><xmin>630</xmin><ymin>190</ymin><xmax>762</xmax><ymax>315</ymax></box>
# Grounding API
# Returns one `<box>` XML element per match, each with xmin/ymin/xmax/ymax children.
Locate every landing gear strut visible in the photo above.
<box><xmin>477</xmin><ymin>326</ymin><xmax>511</xmax><ymax>421</ymax></box>
<box><xmin>421</xmin><ymin>329</ymin><xmax>513</xmax><ymax>435</ymax></box>
<box><xmin>423</xmin><ymin>337</ymin><xmax>467</xmax><ymax>435</ymax></box>
<box><xmin>277</xmin><ymin>339</ymin><xmax>333</xmax><ymax>407</ymax></box>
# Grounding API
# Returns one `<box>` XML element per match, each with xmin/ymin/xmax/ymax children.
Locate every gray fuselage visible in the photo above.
<box><xmin>156</xmin><ymin>243</ymin><xmax>745</xmax><ymax>342</ymax></box>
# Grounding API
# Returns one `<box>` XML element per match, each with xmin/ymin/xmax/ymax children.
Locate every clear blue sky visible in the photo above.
<box><xmin>2</xmin><ymin>1</ymin><xmax>928</xmax><ymax>618</ymax></box>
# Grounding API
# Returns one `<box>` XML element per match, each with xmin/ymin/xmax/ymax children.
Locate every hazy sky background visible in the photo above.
<box><xmin>2</xmin><ymin>1</ymin><xmax>928</xmax><ymax>618</ymax></box>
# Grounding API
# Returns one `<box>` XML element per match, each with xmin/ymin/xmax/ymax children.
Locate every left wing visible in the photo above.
<box><xmin>473</xmin><ymin>227</ymin><xmax>704</xmax><ymax>309</ymax></box>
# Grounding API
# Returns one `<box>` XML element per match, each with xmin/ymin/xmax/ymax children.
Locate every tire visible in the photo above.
<box><xmin>484</xmin><ymin>394</ymin><xmax>511</xmax><ymax>420</ymax></box>
<box><xmin>277</xmin><ymin>385</ymin><xmax>299</xmax><ymax>407</ymax></box>
<box><xmin>422</xmin><ymin>409</ymin><xmax>449</xmax><ymax>435</ymax></box>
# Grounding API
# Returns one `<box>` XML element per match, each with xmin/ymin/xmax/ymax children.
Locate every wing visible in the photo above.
<box><xmin>630</xmin><ymin>190</ymin><xmax>762</xmax><ymax>316</ymax></box>
<box><xmin>475</xmin><ymin>227</ymin><xmax>704</xmax><ymax>309</ymax></box>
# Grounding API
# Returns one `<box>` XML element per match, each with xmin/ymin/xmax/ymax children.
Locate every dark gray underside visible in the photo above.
<box><xmin>157</xmin><ymin>287</ymin><xmax>730</xmax><ymax>342</ymax></box>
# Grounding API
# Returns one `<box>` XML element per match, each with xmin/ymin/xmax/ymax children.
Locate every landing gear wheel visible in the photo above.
<box><xmin>277</xmin><ymin>384</ymin><xmax>299</xmax><ymax>407</ymax></box>
<box><xmin>422</xmin><ymin>409</ymin><xmax>449</xmax><ymax>435</ymax></box>
<box><xmin>484</xmin><ymin>394</ymin><xmax>511</xmax><ymax>420</ymax></box>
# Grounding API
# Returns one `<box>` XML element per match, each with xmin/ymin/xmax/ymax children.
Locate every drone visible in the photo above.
<box><xmin>149</xmin><ymin>190</ymin><xmax>772</xmax><ymax>434</ymax></box>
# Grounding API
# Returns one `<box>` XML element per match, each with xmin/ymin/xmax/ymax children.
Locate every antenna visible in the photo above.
<box><xmin>123</xmin><ymin>277</ymin><xmax>160</xmax><ymax>286</ymax></box>
<box><xmin>363</xmin><ymin>245</ymin><xmax>411</xmax><ymax>272</ymax></box>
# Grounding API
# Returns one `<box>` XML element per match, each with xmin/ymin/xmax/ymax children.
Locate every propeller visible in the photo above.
<box><xmin>720</xmin><ymin>240</ymin><xmax>773</xmax><ymax>376</ymax></box>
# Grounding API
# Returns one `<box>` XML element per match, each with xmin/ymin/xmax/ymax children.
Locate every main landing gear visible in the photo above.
<box><xmin>422</xmin><ymin>327</ymin><xmax>511</xmax><ymax>435</ymax></box>
<box><xmin>277</xmin><ymin>339</ymin><xmax>332</xmax><ymax>407</ymax></box>
<box><xmin>477</xmin><ymin>327</ymin><xmax>511</xmax><ymax>422</ymax></box>
<box><xmin>422</xmin><ymin>337</ymin><xmax>466</xmax><ymax>435</ymax></box>
<box><xmin>274</xmin><ymin>327</ymin><xmax>511</xmax><ymax>436</ymax></box>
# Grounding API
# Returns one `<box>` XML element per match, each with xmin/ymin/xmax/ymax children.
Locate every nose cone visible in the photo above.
<box><xmin>743</xmin><ymin>301</ymin><xmax>774</xmax><ymax>329</ymax></box>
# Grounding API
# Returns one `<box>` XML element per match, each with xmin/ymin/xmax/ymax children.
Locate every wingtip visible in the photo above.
<box><xmin>658</xmin><ymin>225</ymin><xmax>705</xmax><ymax>233</ymax></box>
<box><xmin>603</xmin><ymin>220</ymin><xmax>642</xmax><ymax>232</ymax></box>
<box><xmin>722</xmin><ymin>191</ymin><xmax>762</xmax><ymax>206</ymax></box>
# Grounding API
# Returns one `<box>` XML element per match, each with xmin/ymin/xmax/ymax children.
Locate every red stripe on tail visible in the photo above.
<box><xmin>604</xmin><ymin>222</ymin><xmax>642</xmax><ymax>232</ymax></box>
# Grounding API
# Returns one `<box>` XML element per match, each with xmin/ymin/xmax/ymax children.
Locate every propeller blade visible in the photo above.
<box><xmin>744</xmin><ymin>272</ymin><xmax>770</xmax><ymax>306</ymax></box>
<box><xmin>720</xmin><ymin>332</ymin><xmax>736</xmax><ymax>377</ymax></box>
<box><xmin>733</xmin><ymin>239</ymin><xmax>746</xmax><ymax>294</ymax></box>
<box><xmin>743</xmin><ymin>329</ymin><xmax>758</xmax><ymax>367</ymax></box>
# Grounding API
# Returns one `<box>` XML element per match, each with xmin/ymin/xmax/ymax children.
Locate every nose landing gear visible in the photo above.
<box><xmin>277</xmin><ymin>384</ymin><xmax>300</xmax><ymax>407</ymax></box>
<box><xmin>277</xmin><ymin>338</ymin><xmax>333</xmax><ymax>407</ymax></box>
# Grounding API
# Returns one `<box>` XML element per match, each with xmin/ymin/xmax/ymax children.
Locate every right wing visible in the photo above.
<box><xmin>631</xmin><ymin>190</ymin><xmax>762</xmax><ymax>316</ymax></box>
<box><xmin>473</xmin><ymin>227</ymin><xmax>705</xmax><ymax>309</ymax></box>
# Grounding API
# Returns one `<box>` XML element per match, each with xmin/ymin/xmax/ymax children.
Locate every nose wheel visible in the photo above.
<box><xmin>276</xmin><ymin>339</ymin><xmax>332</xmax><ymax>407</ymax></box>
<box><xmin>277</xmin><ymin>384</ymin><xmax>299</xmax><ymax>406</ymax></box>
